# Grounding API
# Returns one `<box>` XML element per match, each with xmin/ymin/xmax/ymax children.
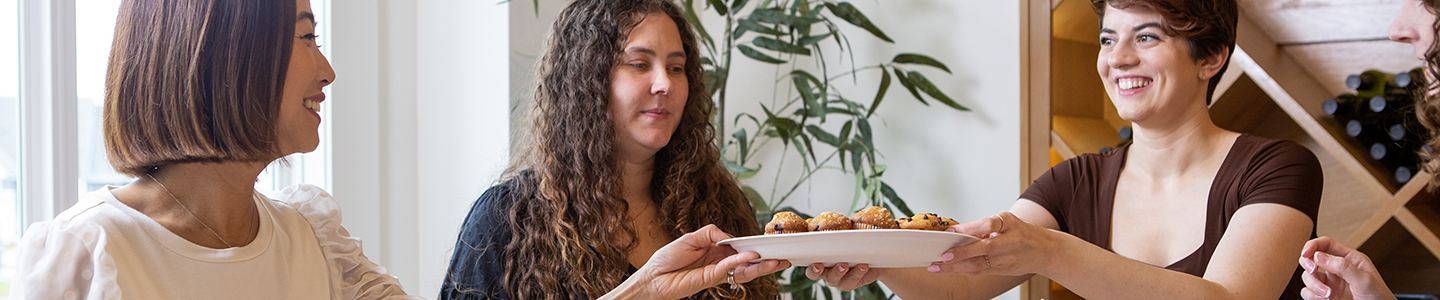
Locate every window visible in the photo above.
<box><xmin>1</xmin><ymin>0</ymin><xmax>19</xmax><ymax>296</ymax></box>
<box><xmin>75</xmin><ymin>0</ymin><xmax>124</xmax><ymax>194</ymax></box>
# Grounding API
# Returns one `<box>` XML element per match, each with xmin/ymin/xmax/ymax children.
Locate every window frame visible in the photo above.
<box><xmin>18</xmin><ymin>0</ymin><xmax>78</xmax><ymax>231</ymax></box>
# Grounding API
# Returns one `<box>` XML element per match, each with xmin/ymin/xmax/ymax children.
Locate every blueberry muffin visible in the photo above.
<box><xmin>850</xmin><ymin>206</ymin><xmax>899</xmax><ymax>229</ymax></box>
<box><xmin>764</xmin><ymin>211</ymin><xmax>810</xmax><ymax>235</ymax></box>
<box><xmin>899</xmin><ymin>212</ymin><xmax>957</xmax><ymax>231</ymax></box>
<box><xmin>808</xmin><ymin>211</ymin><xmax>854</xmax><ymax>231</ymax></box>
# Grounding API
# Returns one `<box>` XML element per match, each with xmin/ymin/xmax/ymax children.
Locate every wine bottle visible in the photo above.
<box><xmin>1347</xmin><ymin>119</ymin><xmax>1392</xmax><ymax>145</ymax></box>
<box><xmin>1349</xmin><ymin>70</ymin><xmax>1395</xmax><ymax>98</ymax></box>
<box><xmin>1322</xmin><ymin>93</ymin><xmax>1369</xmax><ymax>118</ymax></box>
<box><xmin>1367</xmin><ymin>93</ymin><xmax>1415</xmax><ymax>115</ymax></box>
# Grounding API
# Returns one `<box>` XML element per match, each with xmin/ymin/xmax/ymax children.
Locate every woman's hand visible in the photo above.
<box><xmin>603</xmin><ymin>224</ymin><xmax>791</xmax><ymax>300</ymax></box>
<box><xmin>1298</xmin><ymin>236</ymin><xmax>1395</xmax><ymax>300</ymax></box>
<box><xmin>803</xmin><ymin>262</ymin><xmax>884</xmax><ymax>291</ymax></box>
<box><xmin>930</xmin><ymin>212</ymin><xmax>1067</xmax><ymax>276</ymax></box>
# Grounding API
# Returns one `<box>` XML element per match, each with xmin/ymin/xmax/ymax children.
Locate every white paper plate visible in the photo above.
<box><xmin>718</xmin><ymin>229</ymin><xmax>980</xmax><ymax>268</ymax></box>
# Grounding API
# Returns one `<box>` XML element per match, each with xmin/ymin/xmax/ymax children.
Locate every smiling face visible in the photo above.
<box><xmin>274</xmin><ymin>0</ymin><xmax>336</xmax><ymax>155</ymax></box>
<box><xmin>1096</xmin><ymin>5</ymin><xmax>1226</xmax><ymax>124</ymax></box>
<box><xmin>1391</xmin><ymin>0</ymin><xmax>1438</xmax><ymax>61</ymax></box>
<box><xmin>608</xmin><ymin>12</ymin><xmax>689</xmax><ymax>161</ymax></box>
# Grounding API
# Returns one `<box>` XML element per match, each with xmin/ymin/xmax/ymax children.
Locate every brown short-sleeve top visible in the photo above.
<box><xmin>1020</xmin><ymin>134</ymin><xmax>1322</xmax><ymax>299</ymax></box>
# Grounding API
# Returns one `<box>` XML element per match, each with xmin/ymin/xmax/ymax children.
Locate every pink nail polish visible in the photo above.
<box><xmin>927</xmin><ymin>265</ymin><xmax>940</xmax><ymax>272</ymax></box>
<box><xmin>941</xmin><ymin>252</ymin><xmax>954</xmax><ymax>262</ymax></box>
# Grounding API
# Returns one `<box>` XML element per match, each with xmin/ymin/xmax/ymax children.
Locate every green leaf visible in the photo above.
<box><xmin>806</xmin><ymin>125</ymin><xmax>840</xmax><ymax>147</ymax></box>
<box><xmin>868</xmin><ymin>68</ymin><xmax>891</xmax><ymax>117</ymax></box>
<box><xmin>824</xmin><ymin>2</ymin><xmax>893</xmax><ymax>43</ymax></box>
<box><xmin>749</xmin><ymin>8</ymin><xmax>821</xmax><ymax>26</ymax></box>
<box><xmin>857</xmin><ymin>118</ymin><xmax>874</xmax><ymax>150</ymax></box>
<box><xmin>790</xmin><ymin>70</ymin><xmax>825</xmax><ymax>118</ymax></box>
<box><xmin>737</xmin><ymin>19</ymin><xmax>785</xmax><ymax>36</ymax></box>
<box><xmin>731</xmin><ymin>0</ymin><xmax>751</xmax><ymax>12</ymax></box>
<box><xmin>880</xmin><ymin>182</ymin><xmax>914</xmax><ymax>217</ymax></box>
<box><xmin>733</xmin><ymin>128</ymin><xmax>750</xmax><ymax>161</ymax></box>
<box><xmin>892</xmin><ymin>67</ymin><xmax>928</xmax><ymax>106</ymax></box>
<box><xmin>893</xmin><ymin>53</ymin><xmax>952</xmax><ymax>74</ymax></box>
<box><xmin>753</xmin><ymin>36</ymin><xmax>812</xmax><ymax>55</ymax></box>
<box><xmin>797</xmin><ymin>133</ymin><xmax>817</xmax><ymax>166</ymax></box>
<box><xmin>737</xmin><ymin>44</ymin><xmax>787</xmax><ymax>64</ymax></box>
<box><xmin>798</xmin><ymin>32</ymin><xmax>834</xmax><ymax>46</ymax></box>
<box><xmin>767</xmin><ymin>116</ymin><xmax>800</xmax><ymax>141</ymax></box>
<box><xmin>707</xmin><ymin>0</ymin><xmax>729</xmax><ymax>15</ymax></box>
<box><xmin>742</xmin><ymin>185</ymin><xmax>768</xmax><ymax>213</ymax></box>
<box><xmin>682</xmin><ymin>0</ymin><xmax>717</xmax><ymax>50</ymax></box>
<box><xmin>838</xmin><ymin>121</ymin><xmax>853</xmax><ymax>148</ymax></box>
<box><xmin>905</xmin><ymin>71</ymin><xmax>970</xmax><ymax>111</ymax></box>
<box><xmin>848</xmin><ymin>141</ymin><xmax>865</xmax><ymax>174</ymax></box>
<box><xmin>725</xmin><ymin>160</ymin><xmax>760</xmax><ymax>179</ymax></box>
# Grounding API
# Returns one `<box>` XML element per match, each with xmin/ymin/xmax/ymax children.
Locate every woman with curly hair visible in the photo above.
<box><xmin>438</xmin><ymin>0</ymin><xmax>787</xmax><ymax>299</ymax></box>
<box><xmin>1298</xmin><ymin>0</ymin><xmax>1440</xmax><ymax>299</ymax></box>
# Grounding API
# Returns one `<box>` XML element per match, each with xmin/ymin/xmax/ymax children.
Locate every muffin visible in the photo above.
<box><xmin>808</xmin><ymin>211</ymin><xmax>853</xmax><ymax>231</ymax></box>
<box><xmin>899</xmin><ymin>212</ymin><xmax>957</xmax><ymax>231</ymax></box>
<box><xmin>764</xmin><ymin>211</ymin><xmax>810</xmax><ymax>235</ymax></box>
<box><xmin>850</xmin><ymin>206</ymin><xmax>899</xmax><ymax>229</ymax></box>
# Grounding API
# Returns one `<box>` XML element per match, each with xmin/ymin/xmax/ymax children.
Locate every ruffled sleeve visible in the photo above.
<box><xmin>281</xmin><ymin>184</ymin><xmax>420</xmax><ymax>300</ymax></box>
<box><xmin>11</xmin><ymin>219</ymin><xmax>122</xmax><ymax>300</ymax></box>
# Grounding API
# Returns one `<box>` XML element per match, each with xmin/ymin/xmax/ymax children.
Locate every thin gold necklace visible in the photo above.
<box><xmin>145</xmin><ymin>173</ymin><xmax>234</xmax><ymax>248</ymax></box>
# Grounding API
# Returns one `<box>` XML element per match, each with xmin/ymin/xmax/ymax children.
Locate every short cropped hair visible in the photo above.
<box><xmin>1092</xmin><ymin>0</ymin><xmax>1238</xmax><ymax>103</ymax></box>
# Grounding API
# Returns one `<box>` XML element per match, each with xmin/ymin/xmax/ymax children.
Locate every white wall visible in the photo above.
<box><xmin>505</xmin><ymin>1</ymin><xmax>1026</xmax><ymax>299</ymax></box>
<box><xmin>329</xmin><ymin>0</ymin><xmax>509</xmax><ymax>297</ymax></box>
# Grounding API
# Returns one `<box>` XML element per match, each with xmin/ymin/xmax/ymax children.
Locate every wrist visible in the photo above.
<box><xmin>1037</xmin><ymin>230</ymin><xmax>1080</xmax><ymax>279</ymax></box>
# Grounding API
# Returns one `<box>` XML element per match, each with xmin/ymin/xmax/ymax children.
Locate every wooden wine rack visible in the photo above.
<box><xmin>1030</xmin><ymin>0</ymin><xmax>1439</xmax><ymax>298</ymax></box>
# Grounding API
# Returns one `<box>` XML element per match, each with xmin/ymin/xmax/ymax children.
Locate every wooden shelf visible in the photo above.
<box><xmin>1360</xmin><ymin>219</ymin><xmax>1440</xmax><ymax>296</ymax></box>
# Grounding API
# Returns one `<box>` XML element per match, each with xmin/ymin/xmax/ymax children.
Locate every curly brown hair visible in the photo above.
<box><xmin>487</xmin><ymin>0</ymin><xmax>777</xmax><ymax>298</ymax></box>
<box><xmin>1091</xmin><ymin>0</ymin><xmax>1238</xmax><ymax>104</ymax></box>
<box><xmin>1413</xmin><ymin>0</ymin><xmax>1440</xmax><ymax>186</ymax></box>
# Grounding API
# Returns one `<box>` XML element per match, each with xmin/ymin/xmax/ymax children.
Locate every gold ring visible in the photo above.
<box><xmin>995</xmin><ymin>214</ymin><xmax>1006</xmax><ymax>233</ymax></box>
<box><xmin>726</xmin><ymin>268</ymin><xmax>737</xmax><ymax>289</ymax></box>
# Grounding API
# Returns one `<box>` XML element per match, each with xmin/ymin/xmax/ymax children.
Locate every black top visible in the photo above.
<box><xmin>1021</xmin><ymin>134</ymin><xmax>1323</xmax><ymax>299</ymax></box>
<box><xmin>438</xmin><ymin>178</ymin><xmax>636</xmax><ymax>300</ymax></box>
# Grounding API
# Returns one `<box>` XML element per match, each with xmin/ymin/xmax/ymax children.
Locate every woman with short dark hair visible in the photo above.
<box><xmin>10</xmin><ymin>0</ymin><xmax>414</xmax><ymax>298</ymax></box>
<box><xmin>812</xmin><ymin>0</ymin><xmax>1324</xmax><ymax>298</ymax></box>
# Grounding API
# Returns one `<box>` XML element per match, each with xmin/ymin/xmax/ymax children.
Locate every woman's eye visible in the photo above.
<box><xmin>1138</xmin><ymin>34</ymin><xmax>1159</xmax><ymax>42</ymax></box>
<box><xmin>1099</xmin><ymin>37</ymin><xmax>1115</xmax><ymax>46</ymax></box>
<box><xmin>630</xmin><ymin>63</ymin><xmax>648</xmax><ymax>70</ymax></box>
<box><xmin>668</xmin><ymin>66</ymin><xmax>684</xmax><ymax>73</ymax></box>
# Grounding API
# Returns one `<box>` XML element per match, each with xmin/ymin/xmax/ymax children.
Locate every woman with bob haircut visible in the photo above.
<box><xmin>10</xmin><ymin>0</ymin><xmax>415</xmax><ymax>298</ymax></box>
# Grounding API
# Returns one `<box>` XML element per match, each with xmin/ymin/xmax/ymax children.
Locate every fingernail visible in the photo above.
<box><xmin>1314</xmin><ymin>252</ymin><xmax>1331</xmax><ymax>265</ymax></box>
<box><xmin>837</xmin><ymin>264</ymin><xmax>847</xmax><ymax>272</ymax></box>
<box><xmin>1319</xmin><ymin>285</ymin><xmax>1332</xmax><ymax>298</ymax></box>
<box><xmin>1299</xmin><ymin>258</ymin><xmax>1315</xmax><ymax>272</ymax></box>
<box><xmin>808</xmin><ymin>265</ymin><xmax>819</xmax><ymax>273</ymax></box>
<box><xmin>857</xmin><ymin>265</ymin><xmax>868</xmax><ymax>272</ymax></box>
<box><xmin>989</xmin><ymin>232</ymin><xmax>1000</xmax><ymax>238</ymax></box>
<box><xmin>941</xmin><ymin>252</ymin><xmax>954</xmax><ymax>262</ymax></box>
<box><xmin>927</xmin><ymin>264</ymin><xmax>941</xmax><ymax>272</ymax></box>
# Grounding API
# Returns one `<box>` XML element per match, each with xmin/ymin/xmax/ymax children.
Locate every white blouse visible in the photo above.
<box><xmin>10</xmin><ymin>185</ymin><xmax>418</xmax><ymax>300</ymax></box>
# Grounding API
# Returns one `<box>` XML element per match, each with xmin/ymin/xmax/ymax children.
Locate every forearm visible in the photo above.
<box><xmin>1044</xmin><ymin>235</ymin><xmax>1234</xmax><ymax>299</ymax></box>
<box><xmin>880</xmin><ymin>268</ymin><xmax>1030</xmax><ymax>299</ymax></box>
<box><xmin>599</xmin><ymin>276</ymin><xmax>658</xmax><ymax>300</ymax></box>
